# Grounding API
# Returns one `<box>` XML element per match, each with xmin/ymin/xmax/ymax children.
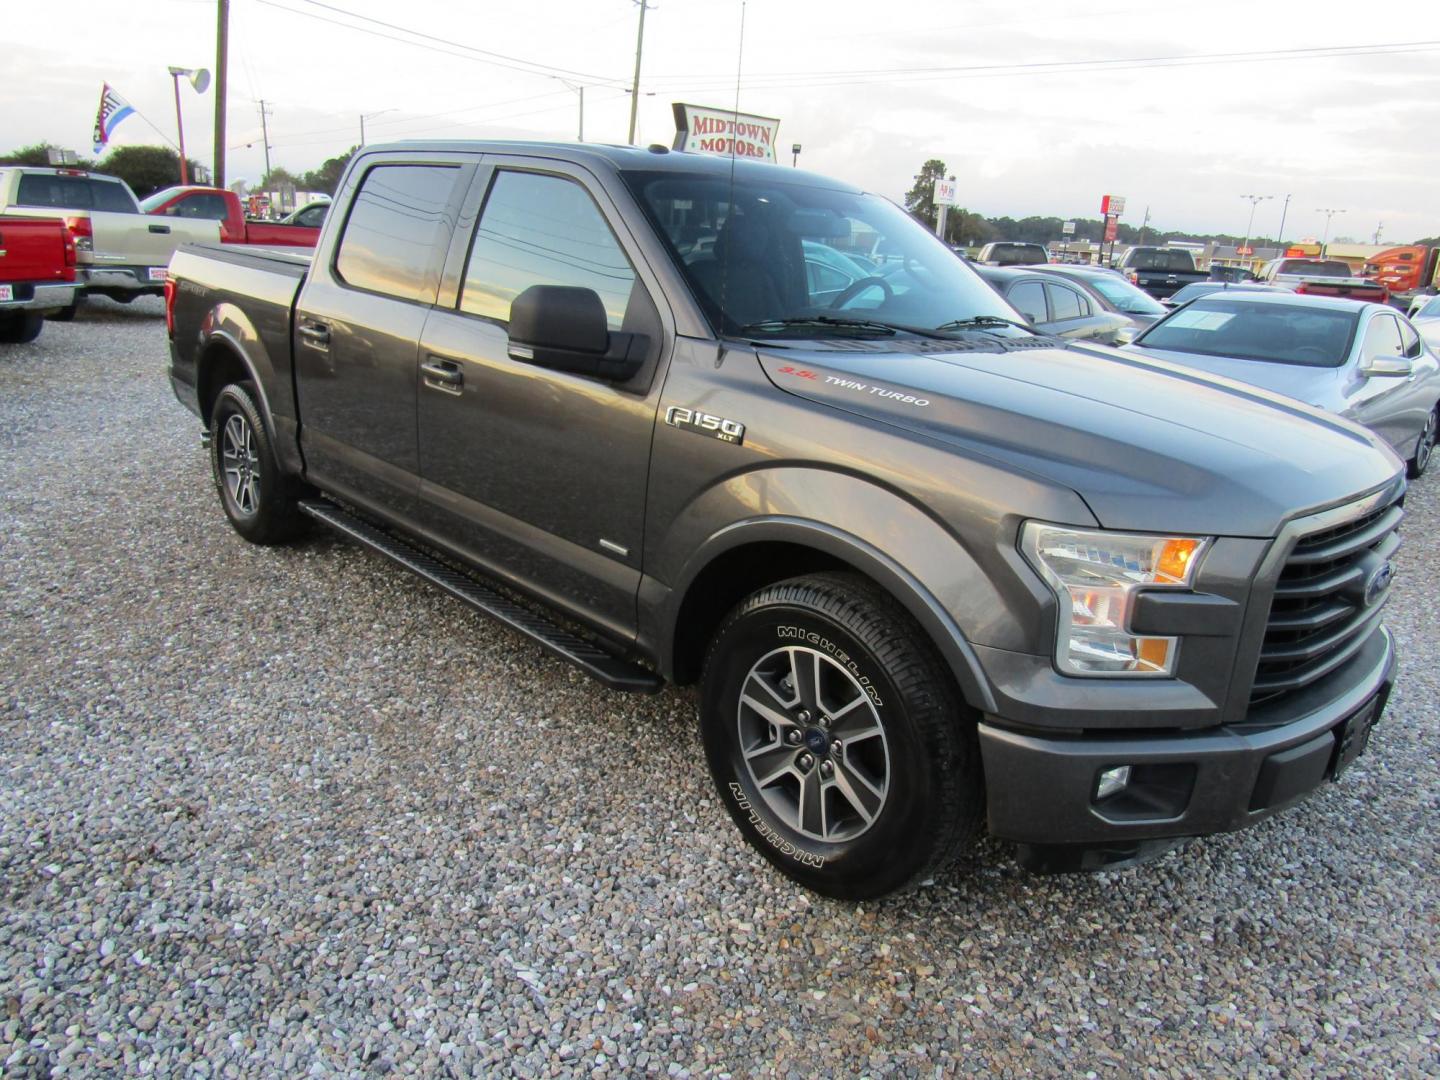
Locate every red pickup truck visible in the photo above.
<box><xmin>0</xmin><ymin>216</ymin><xmax>79</xmax><ymax>344</ymax></box>
<box><xmin>140</xmin><ymin>186</ymin><xmax>321</xmax><ymax>247</ymax></box>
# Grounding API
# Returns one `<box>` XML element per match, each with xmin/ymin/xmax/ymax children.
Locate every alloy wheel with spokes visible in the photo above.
<box><xmin>1411</xmin><ymin>407</ymin><xmax>1436</xmax><ymax>478</ymax></box>
<box><xmin>222</xmin><ymin>412</ymin><xmax>261</xmax><ymax>515</ymax></box>
<box><xmin>738</xmin><ymin>645</ymin><xmax>890</xmax><ymax>844</ymax></box>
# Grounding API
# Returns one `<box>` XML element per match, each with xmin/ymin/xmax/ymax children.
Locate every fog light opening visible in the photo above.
<box><xmin>1095</xmin><ymin>765</ymin><xmax>1133</xmax><ymax>801</ymax></box>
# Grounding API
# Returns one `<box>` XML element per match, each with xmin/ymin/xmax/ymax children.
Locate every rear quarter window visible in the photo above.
<box><xmin>333</xmin><ymin>164</ymin><xmax>461</xmax><ymax>303</ymax></box>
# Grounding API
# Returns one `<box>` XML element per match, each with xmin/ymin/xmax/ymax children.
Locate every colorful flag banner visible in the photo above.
<box><xmin>93</xmin><ymin>84</ymin><xmax>136</xmax><ymax>155</ymax></box>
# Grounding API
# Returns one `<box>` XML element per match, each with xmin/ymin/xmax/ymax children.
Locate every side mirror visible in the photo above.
<box><xmin>507</xmin><ymin>285</ymin><xmax>647</xmax><ymax>381</ymax></box>
<box><xmin>1359</xmin><ymin>352</ymin><xmax>1413</xmax><ymax>378</ymax></box>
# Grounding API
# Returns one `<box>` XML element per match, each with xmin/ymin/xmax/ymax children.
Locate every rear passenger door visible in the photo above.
<box><xmin>414</xmin><ymin>160</ymin><xmax>671</xmax><ymax>641</ymax></box>
<box><xmin>293</xmin><ymin>156</ymin><xmax>474</xmax><ymax>515</ymax></box>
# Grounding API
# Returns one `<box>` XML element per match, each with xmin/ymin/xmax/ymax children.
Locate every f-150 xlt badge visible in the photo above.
<box><xmin>665</xmin><ymin>406</ymin><xmax>745</xmax><ymax>445</ymax></box>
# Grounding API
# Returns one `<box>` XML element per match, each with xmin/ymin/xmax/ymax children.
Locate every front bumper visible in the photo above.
<box><xmin>0</xmin><ymin>282</ymin><xmax>79</xmax><ymax>312</ymax></box>
<box><xmin>979</xmin><ymin>624</ymin><xmax>1395</xmax><ymax>872</ymax></box>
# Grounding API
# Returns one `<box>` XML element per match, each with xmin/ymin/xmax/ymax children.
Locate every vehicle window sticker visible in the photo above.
<box><xmin>1167</xmin><ymin>310</ymin><xmax>1235</xmax><ymax>332</ymax></box>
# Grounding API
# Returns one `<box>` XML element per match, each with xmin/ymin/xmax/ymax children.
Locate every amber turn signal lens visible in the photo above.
<box><xmin>1156</xmin><ymin>538</ymin><xmax>1202</xmax><ymax>585</ymax></box>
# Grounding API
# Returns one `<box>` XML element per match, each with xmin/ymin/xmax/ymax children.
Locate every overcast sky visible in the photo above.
<box><xmin>4</xmin><ymin>0</ymin><xmax>1438</xmax><ymax>242</ymax></box>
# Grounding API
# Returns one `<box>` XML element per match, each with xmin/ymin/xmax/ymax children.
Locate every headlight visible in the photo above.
<box><xmin>1020</xmin><ymin>522</ymin><xmax>1210</xmax><ymax>678</ymax></box>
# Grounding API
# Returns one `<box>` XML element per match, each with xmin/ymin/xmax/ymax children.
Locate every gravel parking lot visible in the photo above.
<box><xmin>1</xmin><ymin>298</ymin><xmax>1437</xmax><ymax>1077</ymax></box>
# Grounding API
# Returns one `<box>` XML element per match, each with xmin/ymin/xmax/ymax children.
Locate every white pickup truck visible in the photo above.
<box><xmin>1257</xmin><ymin>257</ymin><xmax>1390</xmax><ymax>304</ymax></box>
<box><xmin>0</xmin><ymin>167</ymin><xmax>220</xmax><ymax>310</ymax></box>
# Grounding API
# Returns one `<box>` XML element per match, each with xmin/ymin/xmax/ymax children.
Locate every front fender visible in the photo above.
<box><xmin>647</xmin><ymin>467</ymin><xmax>1074</xmax><ymax>714</ymax></box>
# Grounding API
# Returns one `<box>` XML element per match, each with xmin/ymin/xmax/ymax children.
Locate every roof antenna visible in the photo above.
<box><xmin>720</xmin><ymin>0</ymin><xmax>746</xmax><ymax>338</ymax></box>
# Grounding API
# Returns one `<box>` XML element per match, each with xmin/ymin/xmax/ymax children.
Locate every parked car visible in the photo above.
<box><xmin>141</xmin><ymin>186</ymin><xmax>321</xmax><ymax>247</ymax></box>
<box><xmin>802</xmin><ymin>239</ymin><xmax>889</xmax><ymax>306</ymax></box>
<box><xmin>1409</xmin><ymin>293</ymin><xmax>1440</xmax><ymax>349</ymax></box>
<box><xmin>975</xmin><ymin>241</ymin><xmax>1048</xmax><ymax>266</ymax></box>
<box><xmin>1035</xmin><ymin>264</ymin><xmax>1169</xmax><ymax>338</ymax></box>
<box><xmin>973</xmin><ymin>265</ymin><xmax>1131</xmax><ymax>343</ymax></box>
<box><xmin>1127</xmin><ymin>292</ymin><xmax>1440</xmax><ymax>477</ymax></box>
<box><xmin>1256</xmin><ymin>258</ymin><xmax>1389</xmax><ymax>303</ymax></box>
<box><xmin>166</xmin><ymin>140</ymin><xmax>1404</xmax><ymax>897</ymax></box>
<box><xmin>278</xmin><ymin>200</ymin><xmax>332</xmax><ymax>229</ymax></box>
<box><xmin>0</xmin><ymin>216</ymin><xmax>78</xmax><ymax>343</ymax></box>
<box><xmin>0</xmin><ymin>167</ymin><xmax>220</xmax><ymax>306</ymax></box>
<box><xmin>1165</xmin><ymin>282</ymin><xmax>1280</xmax><ymax>308</ymax></box>
<box><xmin>1114</xmin><ymin>247</ymin><xmax>1208</xmax><ymax>300</ymax></box>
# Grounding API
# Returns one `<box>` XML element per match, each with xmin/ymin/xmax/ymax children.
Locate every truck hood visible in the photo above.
<box><xmin>756</xmin><ymin>338</ymin><xmax>1400</xmax><ymax>537</ymax></box>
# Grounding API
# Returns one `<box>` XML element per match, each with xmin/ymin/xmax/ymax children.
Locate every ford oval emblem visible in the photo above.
<box><xmin>1363</xmin><ymin>561</ymin><xmax>1394</xmax><ymax>607</ymax></box>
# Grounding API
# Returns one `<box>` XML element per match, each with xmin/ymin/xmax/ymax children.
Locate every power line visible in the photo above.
<box><xmin>255</xmin><ymin>0</ymin><xmax>631</xmax><ymax>88</ymax></box>
<box><xmin>638</xmin><ymin>37</ymin><xmax>1440</xmax><ymax>91</ymax></box>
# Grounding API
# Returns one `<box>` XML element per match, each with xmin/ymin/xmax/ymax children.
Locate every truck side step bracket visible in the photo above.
<box><xmin>299</xmin><ymin>499</ymin><xmax>664</xmax><ymax>694</ymax></box>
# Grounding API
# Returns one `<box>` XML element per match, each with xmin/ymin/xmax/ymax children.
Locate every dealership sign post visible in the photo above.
<box><xmin>1100</xmin><ymin>193</ymin><xmax>1126</xmax><ymax>265</ymax></box>
<box><xmin>933</xmin><ymin>177</ymin><xmax>958</xmax><ymax>239</ymax></box>
<box><xmin>672</xmin><ymin>103</ymin><xmax>782</xmax><ymax>163</ymax></box>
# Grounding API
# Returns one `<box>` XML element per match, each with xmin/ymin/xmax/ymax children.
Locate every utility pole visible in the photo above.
<box><xmin>257</xmin><ymin>100</ymin><xmax>274</xmax><ymax>185</ymax></box>
<box><xmin>1274</xmin><ymin>193</ymin><xmax>1292</xmax><ymax>251</ymax></box>
<box><xmin>214</xmin><ymin>0</ymin><xmax>229</xmax><ymax>187</ymax></box>
<box><xmin>627</xmin><ymin>0</ymin><xmax>652</xmax><ymax>144</ymax></box>
<box><xmin>1138</xmin><ymin>205</ymin><xmax>1151</xmax><ymax>246</ymax></box>
<box><xmin>359</xmin><ymin>109</ymin><xmax>395</xmax><ymax>147</ymax></box>
<box><xmin>1373</xmin><ymin>221</ymin><xmax>1384</xmax><ymax>245</ymax></box>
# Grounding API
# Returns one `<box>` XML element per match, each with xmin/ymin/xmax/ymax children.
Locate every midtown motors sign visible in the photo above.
<box><xmin>672</xmin><ymin>103</ymin><xmax>782</xmax><ymax>163</ymax></box>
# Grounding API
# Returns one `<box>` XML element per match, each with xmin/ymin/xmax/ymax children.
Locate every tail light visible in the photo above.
<box><xmin>163</xmin><ymin>277</ymin><xmax>176</xmax><ymax>338</ymax></box>
<box><xmin>64</xmin><ymin>216</ymin><xmax>93</xmax><ymax>253</ymax></box>
<box><xmin>61</xmin><ymin>229</ymin><xmax>76</xmax><ymax>277</ymax></box>
<box><xmin>1294</xmin><ymin>282</ymin><xmax>1312</xmax><ymax>295</ymax></box>
<box><xmin>1126</xmin><ymin>270</ymin><xmax>1139</xmax><ymax>284</ymax></box>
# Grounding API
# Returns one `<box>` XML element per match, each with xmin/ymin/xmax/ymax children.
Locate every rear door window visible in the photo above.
<box><xmin>333</xmin><ymin>164</ymin><xmax>461</xmax><ymax>302</ymax></box>
<box><xmin>175</xmin><ymin>193</ymin><xmax>229</xmax><ymax>220</ymax></box>
<box><xmin>460</xmin><ymin>170</ymin><xmax>637</xmax><ymax>330</ymax></box>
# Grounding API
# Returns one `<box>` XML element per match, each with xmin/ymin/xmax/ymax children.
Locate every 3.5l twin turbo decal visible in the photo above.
<box><xmin>776</xmin><ymin>366</ymin><xmax>930</xmax><ymax>408</ymax></box>
<box><xmin>665</xmin><ymin>406</ymin><xmax>745</xmax><ymax>444</ymax></box>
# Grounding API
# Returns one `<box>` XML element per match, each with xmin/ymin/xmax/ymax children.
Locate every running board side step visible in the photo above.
<box><xmin>299</xmin><ymin>499</ymin><xmax>664</xmax><ymax>694</ymax></box>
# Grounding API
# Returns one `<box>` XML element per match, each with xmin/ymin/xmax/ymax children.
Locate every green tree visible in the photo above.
<box><xmin>300</xmin><ymin>147</ymin><xmax>358</xmax><ymax>195</ymax></box>
<box><xmin>96</xmin><ymin>145</ymin><xmax>201</xmax><ymax>198</ymax></box>
<box><xmin>259</xmin><ymin>166</ymin><xmax>299</xmax><ymax>191</ymax></box>
<box><xmin>1413</xmin><ymin>235</ymin><xmax>1440</xmax><ymax>247</ymax></box>
<box><xmin>903</xmin><ymin>159</ymin><xmax>948</xmax><ymax>230</ymax></box>
<box><xmin>0</xmin><ymin>142</ymin><xmax>91</xmax><ymax>168</ymax></box>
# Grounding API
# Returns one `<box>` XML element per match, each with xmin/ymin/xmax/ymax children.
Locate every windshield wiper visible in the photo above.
<box><xmin>931</xmin><ymin>315</ymin><xmax>1035</xmax><ymax>334</ymax></box>
<box><xmin>739</xmin><ymin>316</ymin><xmax>900</xmax><ymax>336</ymax></box>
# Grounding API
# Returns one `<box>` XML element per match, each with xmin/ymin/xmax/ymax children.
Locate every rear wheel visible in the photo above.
<box><xmin>209</xmin><ymin>383</ymin><xmax>308</xmax><ymax>544</ymax></box>
<box><xmin>0</xmin><ymin>311</ymin><xmax>44</xmax><ymax>344</ymax></box>
<box><xmin>701</xmin><ymin>573</ymin><xmax>983</xmax><ymax>899</ymax></box>
<box><xmin>1408</xmin><ymin>406</ymin><xmax>1436</xmax><ymax>479</ymax></box>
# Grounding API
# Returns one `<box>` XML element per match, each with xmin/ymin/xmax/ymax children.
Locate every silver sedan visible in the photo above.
<box><xmin>1409</xmin><ymin>293</ymin><xmax>1440</xmax><ymax>351</ymax></box>
<box><xmin>1125</xmin><ymin>292</ymin><xmax>1440</xmax><ymax>478</ymax></box>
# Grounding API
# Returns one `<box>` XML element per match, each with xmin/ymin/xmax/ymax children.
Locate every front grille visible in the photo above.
<box><xmin>1249</xmin><ymin>489</ymin><xmax>1404</xmax><ymax>707</ymax></box>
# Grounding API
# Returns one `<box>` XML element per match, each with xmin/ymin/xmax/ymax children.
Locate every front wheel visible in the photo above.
<box><xmin>209</xmin><ymin>383</ymin><xmax>308</xmax><ymax>544</ymax></box>
<box><xmin>701</xmin><ymin>573</ymin><xmax>983</xmax><ymax>899</ymax></box>
<box><xmin>1408</xmin><ymin>406</ymin><xmax>1436</xmax><ymax>479</ymax></box>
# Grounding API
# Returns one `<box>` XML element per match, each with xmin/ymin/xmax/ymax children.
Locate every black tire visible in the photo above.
<box><xmin>209</xmin><ymin>383</ymin><xmax>308</xmax><ymax>544</ymax></box>
<box><xmin>46</xmin><ymin>300</ymin><xmax>80</xmax><ymax>322</ymax></box>
<box><xmin>701</xmin><ymin>572</ymin><xmax>983</xmax><ymax>899</ymax></box>
<box><xmin>1408</xmin><ymin>406</ymin><xmax>1436</xmax><ymax>479</ymax></box>
<box><xmin>0</xmin><ymin>311</ymin><xmax>44</xmax><ymax>344</ymax></box>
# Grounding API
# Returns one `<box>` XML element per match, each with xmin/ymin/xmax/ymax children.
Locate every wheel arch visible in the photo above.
<box><xmin>195</xmin><ymin>327</ymin><xmax>279</xmax><ymax>446</ymax></box>
<box><xmin>658</xmin><ymin>519</ymin><xmax>999</xmax><ymax>715</ymax></box>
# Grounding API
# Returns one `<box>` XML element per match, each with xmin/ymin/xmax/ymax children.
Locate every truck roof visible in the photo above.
<box><xmin>363</xmin><ymin>140</ymin><xmax>863</xmax><ymax>193</ymax></box>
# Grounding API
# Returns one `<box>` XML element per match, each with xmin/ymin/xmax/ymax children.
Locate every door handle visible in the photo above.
<box><xmin>297</xmin><ymin>321</ymin><xmax>331</xmax><ymax>350</ymax></box>
<box><xmin>148</xmin><ymin>224</ymin><xmax>171</xmax><ymax>234</ymax></box>
<box><xmin>421</xmin><ymin>357</ymin><xmax>464</xmax><ymax>394</ymax></box>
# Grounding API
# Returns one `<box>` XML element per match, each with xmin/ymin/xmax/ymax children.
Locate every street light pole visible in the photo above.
<box><xmin>1275</xmin><ymin>193</ymin><xmax>1292</xmax><ymax>251</ymax></box>
<box><xmin>169</xmin><ymin>68</ymin><xmax>191</xmax><ymax>185</ymax></box>
<box><xmin>1316</xmin><ymin>208</ymin><xmax>1346</xmax><ymax>253</ymax></box>
<box><xmin>1239</xmin><ymin>194</ymin><xmax>1273</xmax><ymax>269</ymax></box>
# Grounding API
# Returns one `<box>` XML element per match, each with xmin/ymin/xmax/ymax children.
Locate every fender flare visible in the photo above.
<box><xmin>662</xmin><ymin>516</ymin><xmax>999</xmax><ymax>715</ymax></box>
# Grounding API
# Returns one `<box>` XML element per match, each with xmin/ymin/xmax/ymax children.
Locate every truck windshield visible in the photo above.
<box><xmin>1136</xmin><ymin>299</ymin><xmax>1358</xmax><ymax>367</ymax></box>
<box><xmin>623</xmin><ymin>170</ymin><xmax>1022</xmax><ymax>339</ymax></box>
<box><xmin>1126</xmin><ymin>250</ymin><xmax>1195</xmax><ymax>272</ymax></box>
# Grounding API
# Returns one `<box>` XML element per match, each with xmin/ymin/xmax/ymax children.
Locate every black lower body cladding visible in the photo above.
<box><xmin>700</xmin><ymin>573</ymin><xmax>984</xmax><ymax>900</ymax></box>
<box><xmin>978</xmin><ymin>625</ymin><xmax>1396</xmax><ymax>872</ymax></box>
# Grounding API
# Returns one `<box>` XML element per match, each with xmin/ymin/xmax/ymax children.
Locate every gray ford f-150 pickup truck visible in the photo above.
<box><xmin>167</xmin><ymin>141</ymin><xmax>1404</xmax><ymax>899</ymax></box>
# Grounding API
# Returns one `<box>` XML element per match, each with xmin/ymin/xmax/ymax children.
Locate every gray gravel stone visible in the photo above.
<box><xmin>0</xmin><ymin>296</ymin><xmax>1437</xmax><ymax>1076</ymax></box>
